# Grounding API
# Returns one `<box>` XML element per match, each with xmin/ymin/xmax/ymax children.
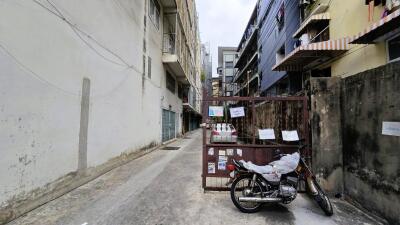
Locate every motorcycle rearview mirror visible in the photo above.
<box><xmin>273</xmin><ymin>149</ymin><xmax>281</xmax><ymax>159</ymax></box>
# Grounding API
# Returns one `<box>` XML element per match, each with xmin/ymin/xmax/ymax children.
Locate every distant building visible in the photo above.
<box><xmin>201</xmin><ymin>43</ymin><xmax>213</xmax><ymax>96</ymax></box>
<box><xmin>217</xmin><ymin>46</ymin><xmax>238</xmax><ymax>96</ymax></box>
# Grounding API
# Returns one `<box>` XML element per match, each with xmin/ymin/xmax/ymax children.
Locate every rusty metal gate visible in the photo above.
<box><xmin>202</xmin><ymin>93</ymin><xmax>309</xmax><ymax>191</ymax></box>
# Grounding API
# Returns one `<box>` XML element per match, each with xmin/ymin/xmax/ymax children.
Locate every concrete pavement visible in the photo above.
<box><xmin>7</xmin><ymin>130</ymin><xmax>385</xmax><ymax>225</ymax></box>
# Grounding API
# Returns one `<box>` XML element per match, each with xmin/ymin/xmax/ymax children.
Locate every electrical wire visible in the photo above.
<box><xmin>0</xmin><ymin>43</ymin><xmax>80</xmax><ymax>97</ymax></box>
<box><xmin>32</xmin><ymin>0</ymin><xmax>142</xmax><ymax>73</ymax></box>
<box><xmin>31</xmin><ymin>0</ymin><xmax>163</xmax><ymax>91</ymax></box>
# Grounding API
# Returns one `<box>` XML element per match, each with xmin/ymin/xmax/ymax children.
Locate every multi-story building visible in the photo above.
<box><xmin>268</xmin><ymin>1</ymin><xmax>400</xmax><ymax>223</ymax></box>
<box><xmin>272</xmin><ymin>0</ymin><xmax>400</xmax><ymax>87</ymax></box>
<box><xmin>258</xmin><ymin>0</ymin><xmax>301</xmax><ymax>96</ymax></box>
<box><xmin>217</xmin><ymin>46</ymin><xmax>238</xmax><ymax>96</ymax></box>
<box><xmin>234</xmin><ymin>4</ymin><xmax>260</xmax><ymax>97</ymax></box>
<box><xmin>0</xmin><ymin>0</ymin><xmax>201</xmax><ymax>222</ymax></box>
<box><xmin>162</xmin><ymin>0</ymin><xmax>202</xmax><ymax>134</ymax></box>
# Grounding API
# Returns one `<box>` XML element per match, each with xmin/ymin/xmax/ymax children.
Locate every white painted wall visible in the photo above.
<box><xmin>0</xmin><ymin>0</ymin><xmax>182</xmax><ymax>207</ymax></box>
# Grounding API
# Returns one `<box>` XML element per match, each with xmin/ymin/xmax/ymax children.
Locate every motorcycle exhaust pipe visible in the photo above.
<box><xmin>238</xmin><ymin>197</ymin><xmax>282</xmax><ymax>203</ymax></box>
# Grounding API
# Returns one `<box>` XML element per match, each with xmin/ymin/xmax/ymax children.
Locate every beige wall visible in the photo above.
<box><xmin>328</xmin><ymin>0</ymin><xmax>388</xmax><ymax>77</ymax></box>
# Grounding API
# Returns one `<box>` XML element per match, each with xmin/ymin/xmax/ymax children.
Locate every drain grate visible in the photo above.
<box><xmin>183</xmin><ymin>137</ymin><xmax>191</xmax><ymax>139</ymax></box>
<box><xmin>161</xmin><ymin>146</ymin><xmax>181</xmax><ymax>150</ymax></box>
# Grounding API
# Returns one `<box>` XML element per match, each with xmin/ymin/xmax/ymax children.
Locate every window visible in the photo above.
<box><xmin>225</xmin><ymin>68</ymin><xmax>234</xmax><ymax>76</ymax></box>
<box><xmin>148</xmin><ymin>56</ymin><xmax>152</xmax><ymax>78</ymax></box>
<box><xmin>276</xmin><ymin>45</ymin><xmax>285</xmax><ymax>64</ymax></box>
<box><xmin>276</xmin><ymin>3</ymin><xmax>284</xmax><ymax>31</ymax></box>
<box><xmin>166</xmin><ymin>71</ymin><xmax>176</xmax><ymax>93</ymax></box>
<box><xmin>225</xmin><ymin>61</ymin><xmax>234</xmax><ymax>68</ymax></box>
<box><xmin>149</xmin><ymin>0</ymin><xmax>160</xmax><ymax>29</ymax></box>
<box><xmin>388</xmin><ymin>34</ymin><xmax>400</xmax><ymax>62</ymax></box>
<box><xmin>178</xmin><ymin>84</ymin><xmax>183</xmax><ymax>99</ymax></box>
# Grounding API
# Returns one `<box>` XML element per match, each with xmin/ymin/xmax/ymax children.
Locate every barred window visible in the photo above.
<box><xmin>149</xmin><ymin>0</ymin><xmax>160</xmax><ymax>30</ymax></box>
<box><xmin>166</xmin><ymin>71</ymin><xmax>176</xmax><ymax>93</ymax></box>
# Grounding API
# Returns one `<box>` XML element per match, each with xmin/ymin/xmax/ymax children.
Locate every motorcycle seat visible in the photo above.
<box><xmin>239</xmin><ymin>161</ymin><xmax>274</xmax><ymax>174</ymax></box>
<box><xmin>239</xmin><ymin>152</ymin><xmax>300</xmax><ymax>175</ymax></box>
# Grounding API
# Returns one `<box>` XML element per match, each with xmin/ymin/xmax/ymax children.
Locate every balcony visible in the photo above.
<box><xmin>183</xmin><ymin>85</ymin><xmax>201</xmax><ymax>114</ymax></box>
<box><xmin>233</xmin><ymin>72</ymin><xmax>259</xmax><ymax>96</ymax></box>
<box><xmin>162</xmin><ymin>13</ymin><xmax>188</xmax><ymax>82</ymax></box>
<box><xmin>272</xmin><ymin>38</ymin><xmax>351</xmax><ymax>71</ymax></box>
<box><xmin>234</xmin><ymin>52</ymin><xmax>258</xmax><ymax>82</ymax></box>
<box><xmin>235</xmin><ymin>26</ymin><xmax>258</xmax><ymax>68</ymax></box>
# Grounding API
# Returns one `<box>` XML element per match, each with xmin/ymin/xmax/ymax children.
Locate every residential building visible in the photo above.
<box><xmin>272</xmin><ymin>0</ymin><xmax>400</xmax><ymax>85</ymax></box>
<box><xmin>217</xmin><ymin>46</ymin><xmax>238</xmax><ymax>96</ymax></box>
<box><xmin>258</xmin><ymin>0</ymin><xmax>301</xmax><ymax>95</ymax></box>
<box><xmin>234</xmin><ymin>4</ymin><xmax>260</xmax><ymax>97</ymax></box>
<box><xmin>269</xmin><ymin>0</ymin><xmax>400</xmax><ymax>223</ymax></box>
<box><xmin>0</xmin><ymin>0</ymin><xmax>201</xmax><ymax>222</ymax></box>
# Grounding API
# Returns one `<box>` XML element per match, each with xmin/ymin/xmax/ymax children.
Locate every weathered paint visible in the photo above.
<box><xmin>341</xmin><ymin>61</ymin><xmax>400</xmax><ymax>224</ymax></box>
<box><xmin>310</xmin><ymin>77</ymin><xmax>343</xmax><ymax>194</ymax></box>
<box><xmin>78</xmin><ymin>78</ymin><xmax>90</xmax><ymax>171</ymax></box>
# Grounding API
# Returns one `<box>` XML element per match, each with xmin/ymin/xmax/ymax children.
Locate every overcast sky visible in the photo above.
<box><xmin>196</xmin><ymin>0</ymin><xmax>258</xmax><ymax>76</ymax></box>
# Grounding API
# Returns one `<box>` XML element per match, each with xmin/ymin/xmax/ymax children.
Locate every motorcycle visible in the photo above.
<box><xmin>226</xmin><ymin>145</ymin><xmax>333</xmax><ymax>216</ymax></box>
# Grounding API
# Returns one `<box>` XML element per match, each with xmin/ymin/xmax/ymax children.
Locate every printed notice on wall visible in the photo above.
<box><xmin>258</xmin><ymin>129</ymin><xmax>276</xmax><ymax>140</ymax></box>
<box><xmin>209</xmin><ymin>106</ymin><xmax>224</xmax><ymax>117</ymax></box>
<box><xmin>226</xmin><ymin>149</ymin><xmax>234</xmax><ymax>156</ymax></box>
<box><xmin>218</xmin><ymin>160</ymin><xmax>226</xmax><ymax>170</ymax></box>
<box><xmin>229</xmin><ymin>107</ymin><xmax>245</xmax><ymax>118</ymax></box>
<box><xmin>282</xmin><ymin>130</ymin><xmax>299</xmax><ymax>141</ymax></box>
<box><xmin>382</xmin><ymin>121</ymin><xmax>400</xmax><ymax>137</ymax></box>
<box><xmin>236</xmin><ymin>149</ymin><xmax>242</xmax><ymax>157</ymax></box>
<box><xmin>208</xmin><ymin>162</ymin><xmax>216</xmax><ymax>174</ymax></box>
<box><xmin>208</xmin><ymin>148</ymin><xmax>214</xmax><ymax>156</ymax></box>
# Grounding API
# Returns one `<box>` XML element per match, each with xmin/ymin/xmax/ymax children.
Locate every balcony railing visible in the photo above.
<box><xmin>163</xmin><ymin>33</ymin><xmax>176</xmax><ymax>54</ymax></box>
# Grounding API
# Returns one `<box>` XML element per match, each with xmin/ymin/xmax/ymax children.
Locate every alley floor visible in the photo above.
<box><xmin>8</xmin><ymin>130</ymin><xmax>385</xmax><ymax>225</ymax></box>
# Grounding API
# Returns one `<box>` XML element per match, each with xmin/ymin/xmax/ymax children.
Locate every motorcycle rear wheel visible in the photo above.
<box><xmin>230</xmin><ymin>175</ymin><xmax>264</xmax><ymax>213</ymax></box>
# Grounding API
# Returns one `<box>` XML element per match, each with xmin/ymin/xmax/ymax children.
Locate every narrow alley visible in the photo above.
<box><xmin>8</xmin><ymin>131</ymin><xmax>384</xmax><ymax>225</ymax></box>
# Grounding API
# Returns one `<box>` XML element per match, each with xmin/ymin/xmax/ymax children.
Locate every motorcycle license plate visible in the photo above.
<box><xmin>229</xmin><ymin>171</ymin><xmax>235</xmax><ymax>178</ymax></box>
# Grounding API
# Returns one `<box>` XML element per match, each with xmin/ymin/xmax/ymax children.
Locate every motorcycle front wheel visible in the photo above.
<box><xmin>313</xmin><ymin>181</ymin><xmax>333</xmax><ymax>216</ymax></box>
<box><xmin>230</xmin><ymin>175</ymin><xmax>263</xmax><ymax>213</ymax></box>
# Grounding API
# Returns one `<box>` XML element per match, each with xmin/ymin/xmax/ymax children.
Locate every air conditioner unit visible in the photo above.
<box><xmin>299</xmin><ymin>0</ymin><xmax>311</xmax><ymax>6</ymax></box>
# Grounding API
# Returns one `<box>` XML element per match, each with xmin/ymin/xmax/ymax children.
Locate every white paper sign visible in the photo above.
<box><xmin>209</xmin><ymin>106</ymin><xmax>224</xmax><ymax>117</ymax></box>
<box><xmin>219</xmin><ymin>156</ymin><xmax>227</xmax><ymax>161</ymax></box>
<box><xmin>236</xmin><ymin>149</ymin><xmax>242</xmax><ymax>157</ymax></box>
<box><xmin>382</xmin><ymin>122</ymin><xmax>400</xmax><ymax>136</ymax></box>
<box><xmin>226</xmin><ymin>149</ymin><xmax>234</xmax><ymax>156</ymax></box>
<box><xmin>229</xmin><ymin>107</ymin><xmax>245</xmax><ymax>118</ymax></box>
<box><xmin>208</xmin><ymin>162</ymin><xmax>216</xmax><ymax>174</ymax></box>
<box><xmin>282</xmin><ymin>130</ymin><xmax>299</xmax><ymax>141</ymax></box>
<box><xmin>208</xmin><ymin>148</ymin><xmax>214</xmax><ymax>156</ymax></box>
<box><xmin>258</xmin><ymin>129</ymin><xmax>276</xmax><ymax>140</ymax></box>
<box><xmin>219</xmin><ymin>150</ymin><xmax>226</xmax><ymax>156</ymax></box>
<box><xmin>218</xmin><ymin>161</ymin><xmax>226</xmax><ymax>170</ymax></box>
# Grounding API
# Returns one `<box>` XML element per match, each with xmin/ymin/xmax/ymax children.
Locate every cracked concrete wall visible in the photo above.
<box><xmin>311</xmin><ymin>77</ymin><xmax>343</xmax><ymax>194</ymax></box>
<box><xmin>0</xmin><ymin>0</ymin><xmax>183</xmax><ymax>223</ymax></box>
<box><xmin>341</xmin><ymin>61</ymin><xmax>400</xmax><ymax>225</ymax></box>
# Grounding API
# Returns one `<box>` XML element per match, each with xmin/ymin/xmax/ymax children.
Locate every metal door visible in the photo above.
<box><xmin>162</xmin><ymin>109</ymin><xmax>176</xmax><ymax>142</ymax></box>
